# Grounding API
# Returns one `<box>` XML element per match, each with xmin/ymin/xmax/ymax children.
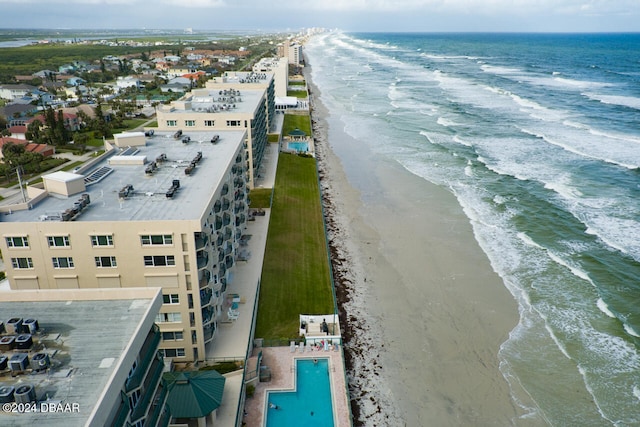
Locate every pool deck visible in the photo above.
<box><xmin>243</xmin><ymin>347</ymin><xmax>351</xmax><ymax>427</ymax></box>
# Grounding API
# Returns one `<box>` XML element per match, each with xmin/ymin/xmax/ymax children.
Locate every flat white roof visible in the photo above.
<box><xmin>43</xmin><ymin>171</ymin><xmax>84</xmax><ymax>183</ymax></box>
<box><xmin>2</xmin><ymin>130</ymin><xmax>246</xmax><ymax>223</ymax></box>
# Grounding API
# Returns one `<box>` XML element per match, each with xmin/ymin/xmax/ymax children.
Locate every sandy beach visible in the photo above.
<box><xmin>306</xmin><ymin>65</ymin><xmax>534</xmax><ymax>426</ymax></box>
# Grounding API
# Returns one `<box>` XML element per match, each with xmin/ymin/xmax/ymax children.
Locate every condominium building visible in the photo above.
<box><xmin>0</xmin><ymin>287</ymin><xmax>168</xmax><ymax>427</ymax></box>
<box><xmin>253</xmin><ymin>57</ymin><xmax>289</xmax><ymax>98</ymax></box>
<box><xmin>155</xmin><ymin>71</ymin><xmax>275</xmax><ymax>188</ymax></box>
<box><xmin>0</xmin><ymin>128</ymin><xmax>250</xmax><ymax>364</ymax></box>
<box><xmin>277</xmin><ymin>40</ymin><xmax>303</xmax><ymax>66</ymax></box>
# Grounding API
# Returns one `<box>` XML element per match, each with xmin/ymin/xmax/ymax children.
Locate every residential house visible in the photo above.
<box><xmin>0</xmin><ymin>84</ymin><xmax>36</xmax><ymax>101</ymax></box>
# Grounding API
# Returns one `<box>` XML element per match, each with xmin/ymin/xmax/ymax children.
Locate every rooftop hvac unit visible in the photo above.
<box><xmin>0</xmin><ymin>386</ymin><xmax>15</xmax><ymax>404</ymax></box>
<box><xmin>0</xmin><ymin>355</ymin><xmax>8</xmax><ymax>370</ymax></box>
<box><xmin>21</xmin><ymin>318</ymin><xmax>39</xmax><ymax>334</ymax></box>
<box><xmin>31</xmin><ymin>353</ymin><xmax>50</xmax><ymax>371</ymax></box>
<box><xmin>6</xmin><ymin>318</ymin><xmax>22</xmax><ymax>334</ymax></box>
<box><xmin>9</xmin><ymin>353</ymin><xmax>29</xmax><ymax>372</ymax></box>
<box><xmin>82</xmin><ymin>193</ymin><xmax>90</xmax><ymax>205</ymax></box>
<box><xmin>61</xmin><ymin>209</ymin><xmax>74</xmax><ymax>222</ymax></box>
<box><xmin>14</xmin><ymin>385</ymin><xmax>36</xmax><ymax>404</ymax></box>
<box><xmin>15</xmin><ymin>334</ymin><xmax>33</xmax><ymax>350</ymax></box>
<box><xmin>0</xmin><ymin>336</ymin><xmax>16</xmax><ymax>352</ymax></box>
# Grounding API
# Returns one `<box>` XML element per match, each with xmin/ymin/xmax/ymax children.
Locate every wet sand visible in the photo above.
<box><xmin>307</xmin><ymin>64</ymin><xmax>529</xmax><ymax>426</ymax></box>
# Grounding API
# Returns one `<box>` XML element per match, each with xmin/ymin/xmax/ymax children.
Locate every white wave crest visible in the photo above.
<box><xmin>596</xmin><ymin>298</ymin><xmax>616</xmax><ymax>319</ymax></box>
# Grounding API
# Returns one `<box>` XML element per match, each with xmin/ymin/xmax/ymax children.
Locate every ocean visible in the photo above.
<box><xmin>305</xmin><ymin>32</ymin><xmax>640</xmax><ymax>426</ymax></box>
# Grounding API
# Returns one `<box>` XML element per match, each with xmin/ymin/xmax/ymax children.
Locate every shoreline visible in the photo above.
<box><xmin>305</xmin><ymin>59</ymin><xmax>532</xmax><ymax>425</ymax></box>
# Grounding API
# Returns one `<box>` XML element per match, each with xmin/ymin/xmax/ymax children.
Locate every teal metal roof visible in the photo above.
<box><xmin>288</xmin><ymin>127</ymin><xmax>307</xmax><ymax>136</ymax></box>
<box><xmin>163</xmin><ymin>370</ymin><xmax>226</xmax><ymax>418</ymax></box>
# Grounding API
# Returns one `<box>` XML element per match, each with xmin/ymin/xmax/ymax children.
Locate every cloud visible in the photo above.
<box><xmin>0</xmin><ymin>0</ymin><xmax>225</xmax><ymax>5</ymax></box>
<box><xmin>159</xmin><ymin>0</ymin><xmax>225</xmax><ymax>7</ymax></box>
<box><xmin>254</xmin><ymin>0</ymin><xmax>640</xmax><ymax>16</ymax></box>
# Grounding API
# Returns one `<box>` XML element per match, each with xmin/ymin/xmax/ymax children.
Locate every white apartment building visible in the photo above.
<box><xmin>155</xmin><ymin>71</ymin><xmax>275</xmax><ymax>189</ymax></box>
<box><xmin>0</xmin><ymin>129</ymin><xmax>250</xmax><ymax>364</ymax></box>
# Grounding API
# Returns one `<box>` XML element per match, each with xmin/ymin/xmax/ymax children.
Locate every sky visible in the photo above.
<box><xmin>0</xmin><ymin>0</ymin><xmax>639</xmax><ymax>33</ymax></box>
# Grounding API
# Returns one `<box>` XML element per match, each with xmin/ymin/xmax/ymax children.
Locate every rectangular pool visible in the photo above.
<box><xmin>265</xmin><ymin>358</ymin><xmax>334</xmax><ymax>426</ymax></box>
<box><xmin>287</xmin><ymin>142</ymin><xmax>309</xmax><ymax>152</ymax></box>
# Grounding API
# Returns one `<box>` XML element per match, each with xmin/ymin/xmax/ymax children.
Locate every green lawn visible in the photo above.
<box><xmin>249</xmin><ymin>188</ymin><xmax>272</xmax><ymax>209</ymax></box>
<box><xmin>255</xmin><ymin>152</ymin><xmax>334</xmax><ymax>340</ymax></box>
<box><xmin>282</xmin><ymin>113</ymin><xmax>312</xmax><ymax>136</ymax></box>
<box><xmin>268</xmin><ymin>134</ymin><xmax>280</xmax><ymax>143</ymax></box>
<box><xmin>286</xmin><ymin>90</ymin><xmax>308</xmax><ymax>99</ymax></box>
<box><xmin>288</xmin><ymin>80</ymin><xmax>306</xmax><ymax>86</ymax></box>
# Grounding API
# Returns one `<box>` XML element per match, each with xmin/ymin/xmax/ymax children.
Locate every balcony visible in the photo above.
<box><xmin>203</xmin><ymin>323</ymin><xmax>215</xmax><ymax>343</ymax></box>
<box><xmin>199</xmin><ymin>269</ymin><xmax>211</xmax><ymax>289</ymax></box>
<box><xmin>223</xmin><ymin>227</ymin><xmax>232</xmax><ymax>241</ymax></box>
<box><xmin>194</xmin><ymin>232</ymin><xmax>208</xmax><ymax>250</ymax></box>
<box><xmin>200</xmin><ymin>288</ymin><xmax>213</xmax><ymax>307</ymax></box>
<box><xmin>213</xmin><ymin>200</ymin><xmax>222</xmax><ymax>213</ymax></box>
<box><xmin>125</xmin><ymin>324</ymin><xmax>160</xmax><ymax>393</ymax></box>
<box><xmin>221</xmin><ymin>183</ymin><xmax>229</xmax><ymax>196</ymax></box>
<box><xmin>109</xmin><ymin>391</ymin><xmax>130</xmax><ymax>427</ymax></box>
<box><xmin>222</xmin><ymin>198</ymin><xmax>230</xmax><ymax>211</ymax></box>
<box><xmin>225</xmin><ymin>255</ymin><xmax>234</xmax><ymax>269</ymax></box>
<box><xmin>143</xmin><ymin>382</ymin><xmax>169</xmax><ymax>427</ymax></box>
<box><xmin>235</xmin><ymin>202</ymin><xmax>245</xmax><ymax>214</ymax></box>
<box><xmin>214</xmin><ymin>216</ymin><xmax>223</xmax><ymax>231</ymax></box>
<box><xmin>236</xmin><ymin>214</ymin><xmax>246</xmax><ymax>227</ymax></box>
<box><xmin>129</xmin><ymin>354</ymin><xmax>164</xmax><ymax>423</ymax></box>
<box><xmin>222</xmin><ymin>212</ymin><xmax>231</xmax><ymax>226</ymax></box>
<box><xmin>197</xmin><ymin>252</ymin><xmax>209</xmax><ymax>270</ymax></box>
<box><xmin>202</xmin><ymin>306</ymin><xmax>215</xmax><ymax>325</ymax></box>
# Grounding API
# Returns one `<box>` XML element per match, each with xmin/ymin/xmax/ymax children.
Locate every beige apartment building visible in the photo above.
<box><xmin>0</xmin><ymin>128</ymin><xmax>249</xmax><ymax>363</ymax></box>
<box><xmin>155</xmin><ymin>71</ymin><xmax>275</xmax><ymax>188</ymax></box>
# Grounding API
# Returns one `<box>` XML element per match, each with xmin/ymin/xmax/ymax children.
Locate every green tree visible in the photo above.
<box><xmin>25</xmin><ymin>120</ymin><xmax>45</xmax><ymax>144</ymax></box>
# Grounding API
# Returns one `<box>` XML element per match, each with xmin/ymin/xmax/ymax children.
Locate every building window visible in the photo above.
<box><xmin>11</xmin><ymin>257</ymin><xmax>33</xmax><ymax>269</ymax></box>
<box><xmin>52</xmin><ymin>257</ymin><xmax>74</xmax><ymax>268</ymax></box>
<box><xmin>160</xmin><ymin>348</ymin><xmax>185</xmax><ymax>358</ymax></box>
<box><xmin>155</xmin><ymin>312</ymin><xmax>182</xmax><ymax>323</ymax></box>
<box><xmin>185</xmin><ymin>120</ymin><xmax>195</xmax><ymax>127</ymax></box>
<box><xmin>47</xmin><ymin>235</ymin><xmax>70</xmax><ymax>247</ymax></box>
<box><xmin>163</xmin><ymin>294</ymin><xmax>179</xmax><ymax>304</ymax></box>
<box><xmin>5</xmin><ymin>236</ymin><xmax>29</xmax><ymax>248</ymax></box>
<box><xmin>144</xmin><ymin>255</ymin><xmax>175</xmax><ymax>267</ymax></box>
<box><xmin>167</xmin><ymin>120</ymin><xmax>178</xmax><ymax>127</ymax></box>
<box><xmin>162</xmin><ymin>331</ymin><xmax>184</xmax><ymax>341</ymax></box>
<box><xmin>95</xmin><ymin>256</ymin><xmax>117</xmax><ymax>267</ymax></box>
<box><xmin>128</xmin><ymin>389</ymin><xmax>141</xmax><ymax>409</ymax></box>
<box><xmin>140</xmin><ymin>234</ymin><xmax>173</xmax><ymax>246</ymax></box>
<box><xmin>226</xmin><ymin>120</ymin><xmax>241</xmax><ymax>127</ymax></box>
<box><xmin>90</xmin><ymin>235</ymin><xmax>113</xmax><ymax>247</ymax></box>
<box><xmin>204</xmin><ymin>120</ymin><xmax>215</xmax><ymax>127</ymax></box>
<box><xmin>127</xmin><ymin>360</ymin><xmax>138</xmax><ymax>379</ymax></box>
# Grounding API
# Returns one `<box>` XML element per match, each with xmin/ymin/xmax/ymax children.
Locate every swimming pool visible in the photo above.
<box><xmin>265</xmin><ymin>358</ymin><xmax>334</xmax><ymax>427</ymax></box>
<box><xmin>287</xmin><ymin>141</ymin><xmax>309</xmax><ymax>152</ymax></box>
